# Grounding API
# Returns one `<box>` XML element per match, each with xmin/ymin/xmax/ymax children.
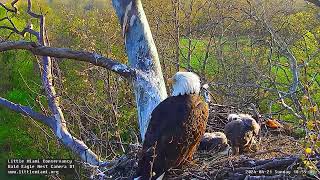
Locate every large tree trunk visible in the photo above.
<box><xmin>112</xmin><ymin>0</ymin><xmax>168</xmax><ymax>141</ymax></box>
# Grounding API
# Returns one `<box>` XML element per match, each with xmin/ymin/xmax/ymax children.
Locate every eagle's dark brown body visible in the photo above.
<box><xmin>135</xmin><ymin>94</ymin><xmax>209</xmax><ymax>180</ymax></box>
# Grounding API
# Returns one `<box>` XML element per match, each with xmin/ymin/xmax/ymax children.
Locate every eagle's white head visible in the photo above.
<box><xmin>170</xmin><ymin>72</ymin><xmax>201</xmax><ymax>96</ymax></box>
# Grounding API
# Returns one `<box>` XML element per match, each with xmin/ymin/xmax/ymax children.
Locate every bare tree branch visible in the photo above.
<box><xmin>26</xmin><ymin>0</ymin><xmax>105</xmax><ymax>166</ymax></box>
<box><xmin>0</xmin><ymin>1</ymin><xmax>38</xmax><ymax>39</ymax></box>
<box><xmin>0</xmin><ymin>97</ymin><xmax>52</xmax><ymax>127</ymax></box>
<box><xmin>0</xmin><ymin>0</ymin><xmax>18</xmax><ymax>13</ymax></box>
<box><xmin>305</xmin><ymin>0</ymin><xmax>320</xmax><ymax>7</ymax></box>
<box><xmin>0</xmin><ymin>0</ymin><xmax>115</xmax><ymax>167</ymax></box>
<box><xmin>242</xmin><ymin>1</ymin><xmax>305</xmax><ymax>120</ymax></box>
<box><xmin>0</xmin><ymin>25</ymin><xmax>39</xmax><ymax>37</ymax></box>
<box><xmin>0</xmin><ymin>41</ymin><xmax>135</xmax><ymax>78</ymax></box>
<box><xmin>0</xmin><ymin>97</ymin><xmax>108</xmax><ymax>166</ymax></box>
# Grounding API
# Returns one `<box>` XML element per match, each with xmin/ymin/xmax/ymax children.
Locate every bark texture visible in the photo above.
<box><xmin>112</xmin><ymin>0</ymin><xmax>168</xmax><ymax>141</ymax></box>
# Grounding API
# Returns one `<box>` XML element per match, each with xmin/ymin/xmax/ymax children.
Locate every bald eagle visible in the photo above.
<box><xmin>135</xmin><ymin>72</ymin><xmax>209</xmax><ymax>180</ymax></box>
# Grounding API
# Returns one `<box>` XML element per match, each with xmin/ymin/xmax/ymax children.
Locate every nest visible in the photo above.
<box><xmin>98</xmin><ymin>104</ymin><xmax>311</xmax><ymax>180</ymax></box>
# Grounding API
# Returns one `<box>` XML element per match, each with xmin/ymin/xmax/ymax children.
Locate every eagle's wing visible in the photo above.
<box><xmin>136</xmin><ymin>95</ymin><xmax>208</xmax><ymax>180</ymax></box>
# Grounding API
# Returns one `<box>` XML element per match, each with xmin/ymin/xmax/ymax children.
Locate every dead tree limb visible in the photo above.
<box><xmin>242</xmin><ymin>1</ymin><xmax>304</xmax><ymax>120</ymax></box>
<box><xmin>0</xmin><ymin>0</ymin><xmax>112</xmax><ymax>166</ymax></box>
<box><xmin>228</xmin><ymin>156</ymin><xmax>300</xmax><ymax>174</ymax></box>
<box><xmin>0</xmin><ymin>0</ymin><xmax>18</xmax><ymax>12</ymax></box>
<box><xmin>0</xmin><ymin>97</ymin><xmax>52</xmax><ymax>127</ymax></box>
<box><xmin>305</xmin><ymin>0</ymin><xmax>320</xmax><ymax>7</ymax></box>
<box><xmin>0</xmin><ymin>41</ymin><xmax>135</xmax><ymax>78</ymax></box>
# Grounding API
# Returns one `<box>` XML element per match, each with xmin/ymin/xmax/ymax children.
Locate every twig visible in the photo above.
<box><xmin>247</xmin><ymin>148</ymin><xmax>283</xmax><ymax>158</ymax></box>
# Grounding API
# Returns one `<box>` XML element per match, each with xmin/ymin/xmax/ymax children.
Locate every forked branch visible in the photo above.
<box><xmin>0</xmin><ymin>0</ymin><xmax>119</xmax><ymax>166</ymax></box>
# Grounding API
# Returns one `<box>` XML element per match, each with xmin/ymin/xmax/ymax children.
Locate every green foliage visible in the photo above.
<box><xmin>179</xmin><ymin>38</ymin><xmax>218</xmax><ymax>76</ymax></box>
<box><xmin>118</xmin><ymin>107</ymin><xmax>138</xmax><ymax>142</ymax></box>
<box><xmin>0</xmin><ymin>107</ymin><xmax>45</xmax><ymax>180</ymax></box>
